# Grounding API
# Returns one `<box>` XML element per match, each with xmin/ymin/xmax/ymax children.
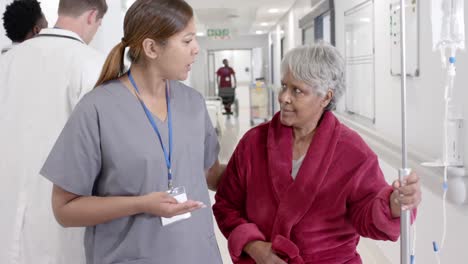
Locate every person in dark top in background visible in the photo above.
<box><xmin>2</xmin><ymin>0</ymin><xmax>48</xmax><ymax>54</ymax></box>
<box><xmin>217</xmin><ymin>58</ymin><xmax>237</xmax><ymax>114</ymax></box>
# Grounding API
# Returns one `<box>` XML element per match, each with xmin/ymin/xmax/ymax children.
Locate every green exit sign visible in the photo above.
<box><xmin>207</xmin><ymin>29</ymin><xmax>231</xmax><ymax>39</ymax></box>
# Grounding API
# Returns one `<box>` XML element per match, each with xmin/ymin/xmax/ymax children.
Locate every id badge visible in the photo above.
<box><xmin>161</xmin><ymin>186</ymin><xmax>191</xmax><ymax>226</ymax></box>
<box><xmin>225</xmin><ymin>77</ymin><xmax>230</xmax><ymax>82</ymax></box>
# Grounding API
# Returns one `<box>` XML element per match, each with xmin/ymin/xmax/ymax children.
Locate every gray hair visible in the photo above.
<box><xmin>280</xmin><ymin>42</ymin><xmax>345</xmax><ymax>111</ymax></box>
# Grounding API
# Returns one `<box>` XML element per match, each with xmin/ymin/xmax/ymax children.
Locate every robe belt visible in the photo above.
<box><xmin>272</xmin><ymin>235</ymin><xmax>305</xmax><ymax>264</ymax></box>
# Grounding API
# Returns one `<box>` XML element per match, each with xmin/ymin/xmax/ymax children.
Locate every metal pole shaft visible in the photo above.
<box><xmin>399</xmin><ymin>1</ymin><xmax>411</xmax><ymax>264</ymax></box>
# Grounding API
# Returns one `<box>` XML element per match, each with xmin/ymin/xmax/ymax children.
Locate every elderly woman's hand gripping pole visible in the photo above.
<box><xmin>389</xmin><ymin>171</ymin><xmax>422</xmax><ymax>218</ymax></box>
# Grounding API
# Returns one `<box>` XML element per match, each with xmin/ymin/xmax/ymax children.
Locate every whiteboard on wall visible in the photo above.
<box><xmin>390</xmin><ymin>0</ymin><xmax>419</xmax><ymax>77</ymax></box>
<box><xmin>344</xmin><ymin>0</ymin><xmax>375</xmax><ymax>122</ymax></box>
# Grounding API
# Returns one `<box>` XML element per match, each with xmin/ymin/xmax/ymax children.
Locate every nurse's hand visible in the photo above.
<box><xmin>390</xmin><ymin>171</ymin><xmax>422</xmax><ymax>218</ymax></box>
<box><xmin>140</xmin><ymin>192</ymin><xmax>205</xmax><ymax>218</ymax></box>
<box><xmin>244</xmin><ymin>241</ymin><xmax>287</xmax><ymax>264</ymax></box>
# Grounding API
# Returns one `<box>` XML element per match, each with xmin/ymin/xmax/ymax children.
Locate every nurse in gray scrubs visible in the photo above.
<box><xmin>40</xmin><ymin>0</ymin><xmax>225</xmax><ymax>263</ymax></box>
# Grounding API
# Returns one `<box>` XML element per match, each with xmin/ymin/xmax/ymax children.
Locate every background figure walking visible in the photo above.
<box><xmin>217</xmin><ymin>58</ymin><xmax>237</xmax><ymax>114</ymax></box>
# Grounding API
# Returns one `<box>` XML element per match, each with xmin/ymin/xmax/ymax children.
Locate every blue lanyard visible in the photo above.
<box><xmin>128</xmin><ymin>71</ymin><xmax>174</xmax><ymax>190</ymax></box>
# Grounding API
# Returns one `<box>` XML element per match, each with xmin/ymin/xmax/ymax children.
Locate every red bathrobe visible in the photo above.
<box><xmin>213</xmin><ymin>111</ymin><xmax>415</xmax><ymax>264</ymax></box>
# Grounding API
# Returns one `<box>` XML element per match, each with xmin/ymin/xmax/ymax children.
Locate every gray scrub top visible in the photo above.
<box><xmin>40</xmin><ymin>80</ymin><xmax>222</xmax><ymax>264</ymax></box>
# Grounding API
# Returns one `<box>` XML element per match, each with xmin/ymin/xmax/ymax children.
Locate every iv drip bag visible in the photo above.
<box><xmin>432</xmin><ymin>0</ymin><xmax>465</xmax><ymax>51</ymax></box>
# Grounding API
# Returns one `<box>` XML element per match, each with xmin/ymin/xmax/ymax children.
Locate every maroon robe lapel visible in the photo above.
<box><xmin>267</xmin><ymin>111</ymin><xmax>342</xmax><ymax>262</ymax></box>
<box><xmin>267</xmin><ymin>113</ymin><xmax>294</xmax><ymax>202</ymax></box>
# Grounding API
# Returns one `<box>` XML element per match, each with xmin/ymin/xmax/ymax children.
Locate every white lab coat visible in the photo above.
<box><xmin>0</xmin><ymin>28</ymin><xmax>105</xmax><ymax>264</ymax></box>
<box><xmin>1</xmin><ymin>42</ymin><xmax>18</xmax><ymax>54</ymax></box>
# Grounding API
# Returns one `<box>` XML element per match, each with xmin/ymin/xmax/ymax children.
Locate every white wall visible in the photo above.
<box><xmin>252</xmin><ymin>47</ymin><xmax>263</xmax><ymax>80</ymax></box>
<box><xmin>191</xmin><ymin>48</ymin><xmax>209</xmax><ymax>95</ymax></box>
<box><xmin>41</xmin><ymin>0</ymin><xmax>59</xmax><ymax>27</ymax></box>
<box><xmin>267</xmin><ymin>0</ymin><xmax>314</xmax><ymax>88</ymax></box>
<box><xmin>272</xmin><ymin>25</ymin><xmax>282</xmax><ymax>87</ymax></box>
<box><xmin>0</xmin><ymin>0</ymin><xmax>13</xmax><ymax>49</ymax></box>
<box><xmin>89</xmin><ymin>2</ymin><xmax>124</xmax><ymax>55</ymax></box>
<box><xmin>277</xmin><ymin>0</ymin><xmax>314</xmax><ymax>50</ymax></box>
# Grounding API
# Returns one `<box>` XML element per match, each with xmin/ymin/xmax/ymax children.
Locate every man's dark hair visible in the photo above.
<box><xmin>3</xmin><ymin>0</ymin><xmax>44</xmax><ymax>42</ymax></box>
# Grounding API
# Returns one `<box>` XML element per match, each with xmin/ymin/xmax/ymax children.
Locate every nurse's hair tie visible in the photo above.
<box><xmin>121</xmin><ymin>37</ymin><xmax>128</xmax><ymax>47</ymax></box>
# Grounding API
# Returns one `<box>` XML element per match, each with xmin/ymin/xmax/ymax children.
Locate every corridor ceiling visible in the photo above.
<box><xmin>123</xmin><ymin>0</ymin><xmax>296</xmax><ymax>36</ymax></box>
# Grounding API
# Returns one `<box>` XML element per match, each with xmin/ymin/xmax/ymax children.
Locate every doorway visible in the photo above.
<box><xmin>207</xmin><ymin>49</ymin><xmax>254</xmax><ymax>96</ymax></box>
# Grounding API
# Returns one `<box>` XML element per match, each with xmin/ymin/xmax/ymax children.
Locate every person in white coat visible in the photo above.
<box><xmin>0</xmin><ymin>0</ymin><xmax>108</xmax><ymax>263</ymax></box>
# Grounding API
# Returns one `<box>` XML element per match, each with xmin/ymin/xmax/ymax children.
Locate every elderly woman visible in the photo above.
<box><xmin>213</xmin><ymin>43</ymin><xmax>421</xmax><ymax>264</ymax></box>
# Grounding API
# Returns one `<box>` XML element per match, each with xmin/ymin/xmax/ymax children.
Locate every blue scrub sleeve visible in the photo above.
<box><xmin>40</xmin><ymin>94</ymin><xmax>101</xmax><ymax>196</ymax></box>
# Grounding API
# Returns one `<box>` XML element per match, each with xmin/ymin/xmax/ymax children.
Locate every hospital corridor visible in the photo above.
<box><xmin>1</xmin><ymin>0</ymin><xmax>468</xmax><ymax>263</ymax></box>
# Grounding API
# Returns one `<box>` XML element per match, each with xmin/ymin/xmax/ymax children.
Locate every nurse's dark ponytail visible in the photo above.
<box><xmin>94</xmin><ymin>0</ymin><xmax>193</xmax><ymax>88</ymax></box>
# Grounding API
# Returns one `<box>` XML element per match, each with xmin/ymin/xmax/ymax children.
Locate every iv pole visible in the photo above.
<box><xmin>399</xmin><ymin>0</ymin><xmax>411</xmax><ymax>263</ymax></box>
